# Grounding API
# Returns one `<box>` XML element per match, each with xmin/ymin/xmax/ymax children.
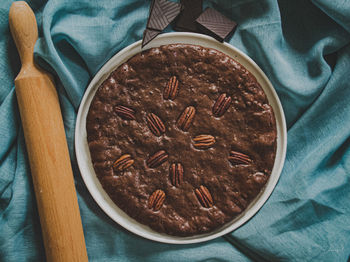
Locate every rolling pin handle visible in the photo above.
<box><xmin>9</xmin><ymin>1</ymin><xmax>37</xmax><ymax>70</ymax></box>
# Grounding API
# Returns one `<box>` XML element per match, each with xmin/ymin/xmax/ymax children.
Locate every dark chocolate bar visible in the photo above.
<box><xmin>195</xmin><ymin>7</ymin><xmax>237</xmax><ymax>42</ymax></box>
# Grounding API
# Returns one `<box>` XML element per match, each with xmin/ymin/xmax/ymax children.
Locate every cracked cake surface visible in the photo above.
<box><xmin>86</xmin><ymin>44</ymin><xmax>277</xmax><ymax>236</ymax></box>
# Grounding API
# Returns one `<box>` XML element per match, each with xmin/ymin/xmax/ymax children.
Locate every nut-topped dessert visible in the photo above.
<box><xmin>86</xmin><ymin>44</ymin><xmax>277</xmax><ymax>236</ymax></box>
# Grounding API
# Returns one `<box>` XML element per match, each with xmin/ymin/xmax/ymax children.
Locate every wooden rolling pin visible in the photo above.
<box><xmin>9</xmin><ymin>2</ymin><xmax>88</xmax><ymax>261</ymax></box>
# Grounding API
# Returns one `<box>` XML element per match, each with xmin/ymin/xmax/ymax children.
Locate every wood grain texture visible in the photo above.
<box><xmin>9</xmin><ymin>2</ymin><xmax>88</xmax><ymax>261</ymax></box>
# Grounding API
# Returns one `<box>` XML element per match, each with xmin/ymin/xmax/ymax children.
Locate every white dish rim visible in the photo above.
<box><xmin>75</xmin><ymin>32</ymin><xmax>287</xmax><ymax>244</ymax></box>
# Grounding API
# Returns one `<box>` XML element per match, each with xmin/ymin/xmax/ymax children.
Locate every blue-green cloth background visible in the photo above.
<box><xmin>1</xmin><ymin>0</ymin><xmax>350</xmax><ymax>261</ymax></box>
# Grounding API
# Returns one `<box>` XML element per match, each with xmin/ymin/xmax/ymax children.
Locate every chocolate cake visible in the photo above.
<box><xmin>86</xmin><ymin>44</ymin><xmax>277</xmax><ymax>236</ymax></box>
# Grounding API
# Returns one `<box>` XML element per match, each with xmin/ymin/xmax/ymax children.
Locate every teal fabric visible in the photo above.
<box><xmin>1</xmin><ymin>0</ymin><xmax>350</xmax><ymax>261</ymax></box>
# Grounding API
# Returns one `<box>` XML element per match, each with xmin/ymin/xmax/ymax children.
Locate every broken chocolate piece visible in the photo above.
<box><xmin>158</xmin><ymin>0</ymin><xmax>182</xmax><ymax>24</ymax></box>
<box><xmin>147</xmin><ymin>0</ymin><xmax>169</xmax><ymax>31</ymax></box>
<box><xmin>143</xmin><ymin>0</ymin><xmax>182</xmax><ymax>47</ymax></box>
<box><xmin>142</xmin><ymin>28</ymin><xmax>161</xmax><ymax>47</ymax></box>
<box><xmin>174</xmin><ymin>0</ymin><xmax>202</xmax><ymax>32</ymax></box>
<box><xmin>195</xmin><ymin>7</ymin><xmax>237</xmax><ymax>42</ymax></box>
<box><xmin>147</xmin><ymin>0</ymin><xmax>182</xmax><ymax>31</ymax></box>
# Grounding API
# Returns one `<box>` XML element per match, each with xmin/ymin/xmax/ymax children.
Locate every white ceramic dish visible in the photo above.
<box><xmin>75</xmin><ymin>32</ymin><xmax>287</xmax><ymax>244</ymax></box>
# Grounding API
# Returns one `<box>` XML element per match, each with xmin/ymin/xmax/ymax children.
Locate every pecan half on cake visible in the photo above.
<box><xmin>86</xmin><ymin>44</ymin><xmax>277</xmax><ymax>236</ymax></box>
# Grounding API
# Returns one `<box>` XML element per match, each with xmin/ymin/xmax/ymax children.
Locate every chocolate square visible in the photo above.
<box><xmin>196</xmin><ymin>7</ymin><xmax>237</xmax><ymax>42</ymax></box>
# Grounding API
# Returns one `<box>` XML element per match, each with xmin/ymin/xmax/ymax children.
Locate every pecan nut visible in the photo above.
<box><xmin>147</xmin><ymin>150</ymin><xmax>169</xmax><ymax>168</ymax></box>
<box><xmin>193</xmin><ymin>135</ymin><xmax>216</xmax><ymax>149</ymax></box>
<box><xmin>113</xmin><ymin>154</ymin><xmax>134</xmax><ymax>170</ymax></box>
<box><xmin>195</xmin><ymin>185</ymin><xmax>213</xmax><ymax>208</ymax></box>
<box><xmin>148</xmin><ymin>189</ymin><xmax>166</xmax><ymax>211</ymax></box>
<box><xmin>164</xmin><ymin>76</ymin><xmax>179</xmax><ymax>100</ymax></box>
<box><xmin>177</xmin><ymin>106</ymin><xmax>196</xmax><ymax>131</ymax></box>
<box><xmin>115</xmin><ymin>105</ymin><xmax>136</xmax><ymax>120</ymax></box>
<box><xmin>229</xmin><ymin>151</ymin><xmax>251</xmax><ymax>165</ymax></box>
<box><xmin>212</xmin><ymin>93</ymin><xmax>232</xmax><ymax>117</ymax></box>
<box><xmin>170</xmin><ymin>163</ymin><xmax>184</xmax><ymax>187</ymax></box>
<box><xmin>146</xmin><ymin>113</ymin><xmax>165</xmax><ymax>136</ymax></box>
